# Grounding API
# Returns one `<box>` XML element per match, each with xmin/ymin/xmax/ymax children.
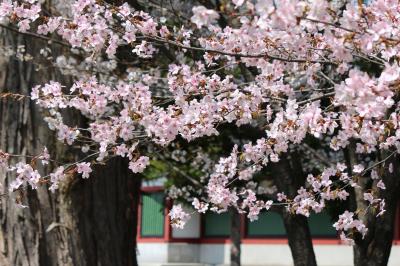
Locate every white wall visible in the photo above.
<box><xmin>138</xmin><ymin>243</ymin><xmax>400</xmax><ymax>266</ymax></box>
<box><xmin>137</xmin><ymin>243</ymin><xmax>168</xmax><ymax>264</ymax></box>
<box><xmin>168</xmin><ymin>243</ymin><xmax>200</xmax><ymax>263</ymax></box>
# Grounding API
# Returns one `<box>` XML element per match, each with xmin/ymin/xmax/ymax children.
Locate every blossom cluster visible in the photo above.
<box><xmin>1</xmin><ymin>0</ymin><xmax>400</xmax><ymax>244</ymax></box>
<box><xmin>334</xmin><ymin>211</ymin><xmax>368</xmax><ymax>245</ymax></box>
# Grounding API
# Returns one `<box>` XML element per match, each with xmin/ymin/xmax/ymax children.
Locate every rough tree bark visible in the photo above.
<box><xmin>272</xmin><ymin>156</ymin><xmax>317</xmax><ymax>266</ymax></box>
<box><xmin>280</xmin><ymin>212</ymin><xmax>316</xmax><ymax>266</ymax></box>
<box><xmin>0</xmin><ymin>14</ymin><xmax>140</xmax><ymax>266</ymax></box>
<box><xmin>230</xmin><ymin>207</ymin><xmax>241</xmax><ymax>266</ymax></box>
<box><xmin>344</xmin><ymin>140</ymin><xmax>400</xmax><ymax>266</ymax></box>
<box><xmin>352</xmin><ymin>154</ymin><xmax>400</xmax><ymax>266</ymax></box>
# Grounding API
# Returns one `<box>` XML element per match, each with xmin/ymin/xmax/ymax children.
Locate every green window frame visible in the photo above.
<box><xmin>247</xmin><ymin>211</ymin><xmax>286</xmax><ymax>237</ymax></box>
<box><xmin>246</xmin><ymin>211</ymin><xmax>336</xmax><ymax>238</ymax></box>
<box><xmin>308</xmin><ymin>212</ymin><xmax>337</xmax><ymax>237</ymax></box>
<box><xmin>141</xmin><ymin>192</ymin><xmax>165</xmax><ymax>237</ymax></box>
<box><xmin>203</xmin><ymin>212</ymin><xmax>231</xmax><ymax>237</ymax></box>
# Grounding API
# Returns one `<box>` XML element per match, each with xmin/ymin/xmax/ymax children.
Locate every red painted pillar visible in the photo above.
<box><xmin>164</xmin><ymin>198</ymin><xmax>172</xmax><ymax>242</ymax></box>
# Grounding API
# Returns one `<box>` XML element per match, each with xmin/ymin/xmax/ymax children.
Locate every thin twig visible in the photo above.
<box><xmin>146</xmin><ymin>35</ymin><xmax>337</xmax><ymax>64</ymax></box>
<box><xmin>0</xmin><ymin>23</ymin><xmax>71</xmax><ymax>48</ymax></box>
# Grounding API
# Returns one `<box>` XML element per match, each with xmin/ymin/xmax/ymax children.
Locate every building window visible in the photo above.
<box><xmin>247</xmin><ymin>211</ymin><xmax>286</xmax><ymax>237</ymax></box>
<box><xmin>204</xmin><ymin>212</ymin><xmax>231</xmax><ymax>237</ymax></box>
<box><xmin>141</xmin><ymin>192</ymin><xmax>164</xmax><ymax>237</ymax></box>
<box><xmin>308</xmin><ymin>212</ymin><xmax>337</xmax><ymax>237</ymax></box>
<box><xmin>246</xmin><ymin>211</ymin><xmax>336</xmax><ymax>238</ymax></box>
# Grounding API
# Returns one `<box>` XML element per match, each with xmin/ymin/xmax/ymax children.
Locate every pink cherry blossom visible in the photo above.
<box><xmin>76</xmin><ymin>162</ymin><xmax>92</xmax><ymax>179</ymax></box>
<box><xmin>190</xmin><ymin>6</ymin><xmax>219</xmax><ymax>29</ymax></box>
<box><xmin>38</xmin><ymin>147</ymin><xmax>50</xmax><ymax>165</ymax></box>
<box><xmin>169</xmin><ymin>204</ymin><xmax>190</xmax><ymax>229</ymax></box>
<box><xmin>192</xmin><ymin>198</ymin><xmax>209</xmax><ymax>213</ymax></box>
<box><xmin>3</xmin><ymin>0</ymin><xmax>400</xmax><ymax>247</ymax></box>
<box><xmin>128</xmin><ymin>156</ymin><xmax>150</xmax><ymax>173</ymax></box>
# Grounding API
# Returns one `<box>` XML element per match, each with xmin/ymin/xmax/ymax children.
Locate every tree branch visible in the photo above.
<box><xmin>0</xmin><ymin>23</ymin><xmax>71</xmax><ymax>48</ymax></box>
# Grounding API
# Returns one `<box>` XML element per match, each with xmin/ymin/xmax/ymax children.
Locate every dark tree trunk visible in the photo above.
<box><xmin>64</xmin><ymin>158</ymin><xmax>141</xmax><ymax>266</ymax></box>
<box><xmin>230</xmin><ymin>207</ymin><xmax>241</xmax><ymax>266</ymax></box>
<box><xmin>272</xmin><ymin>156</ymin><xmax>317</xmax><ymax>266</ymax></box>
<box><xmin>353</xmin><ymin>154</ymin><xmax>400</xmax><ymax>266</ymax></box>
<box><xmin>281</xmin><ymin>212</ymin><xmax>317</xmax><ymax>266</ymax></box>
<box><xmin>0</xmin><ymin>17</ymin><xmax>140</xmax><ymax>266</ymax></box>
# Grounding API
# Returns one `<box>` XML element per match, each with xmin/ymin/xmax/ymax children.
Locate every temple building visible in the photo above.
<box><xmin>137</xmin><ymin>181</ymin><xmax>400</xmax><ymax>266</ymax></box>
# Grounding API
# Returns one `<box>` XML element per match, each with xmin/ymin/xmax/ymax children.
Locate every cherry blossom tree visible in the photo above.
<box><xmin>1</xmin><ymin>0</ymin><xmax>400</xmax><ymax>265</ymax></box>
